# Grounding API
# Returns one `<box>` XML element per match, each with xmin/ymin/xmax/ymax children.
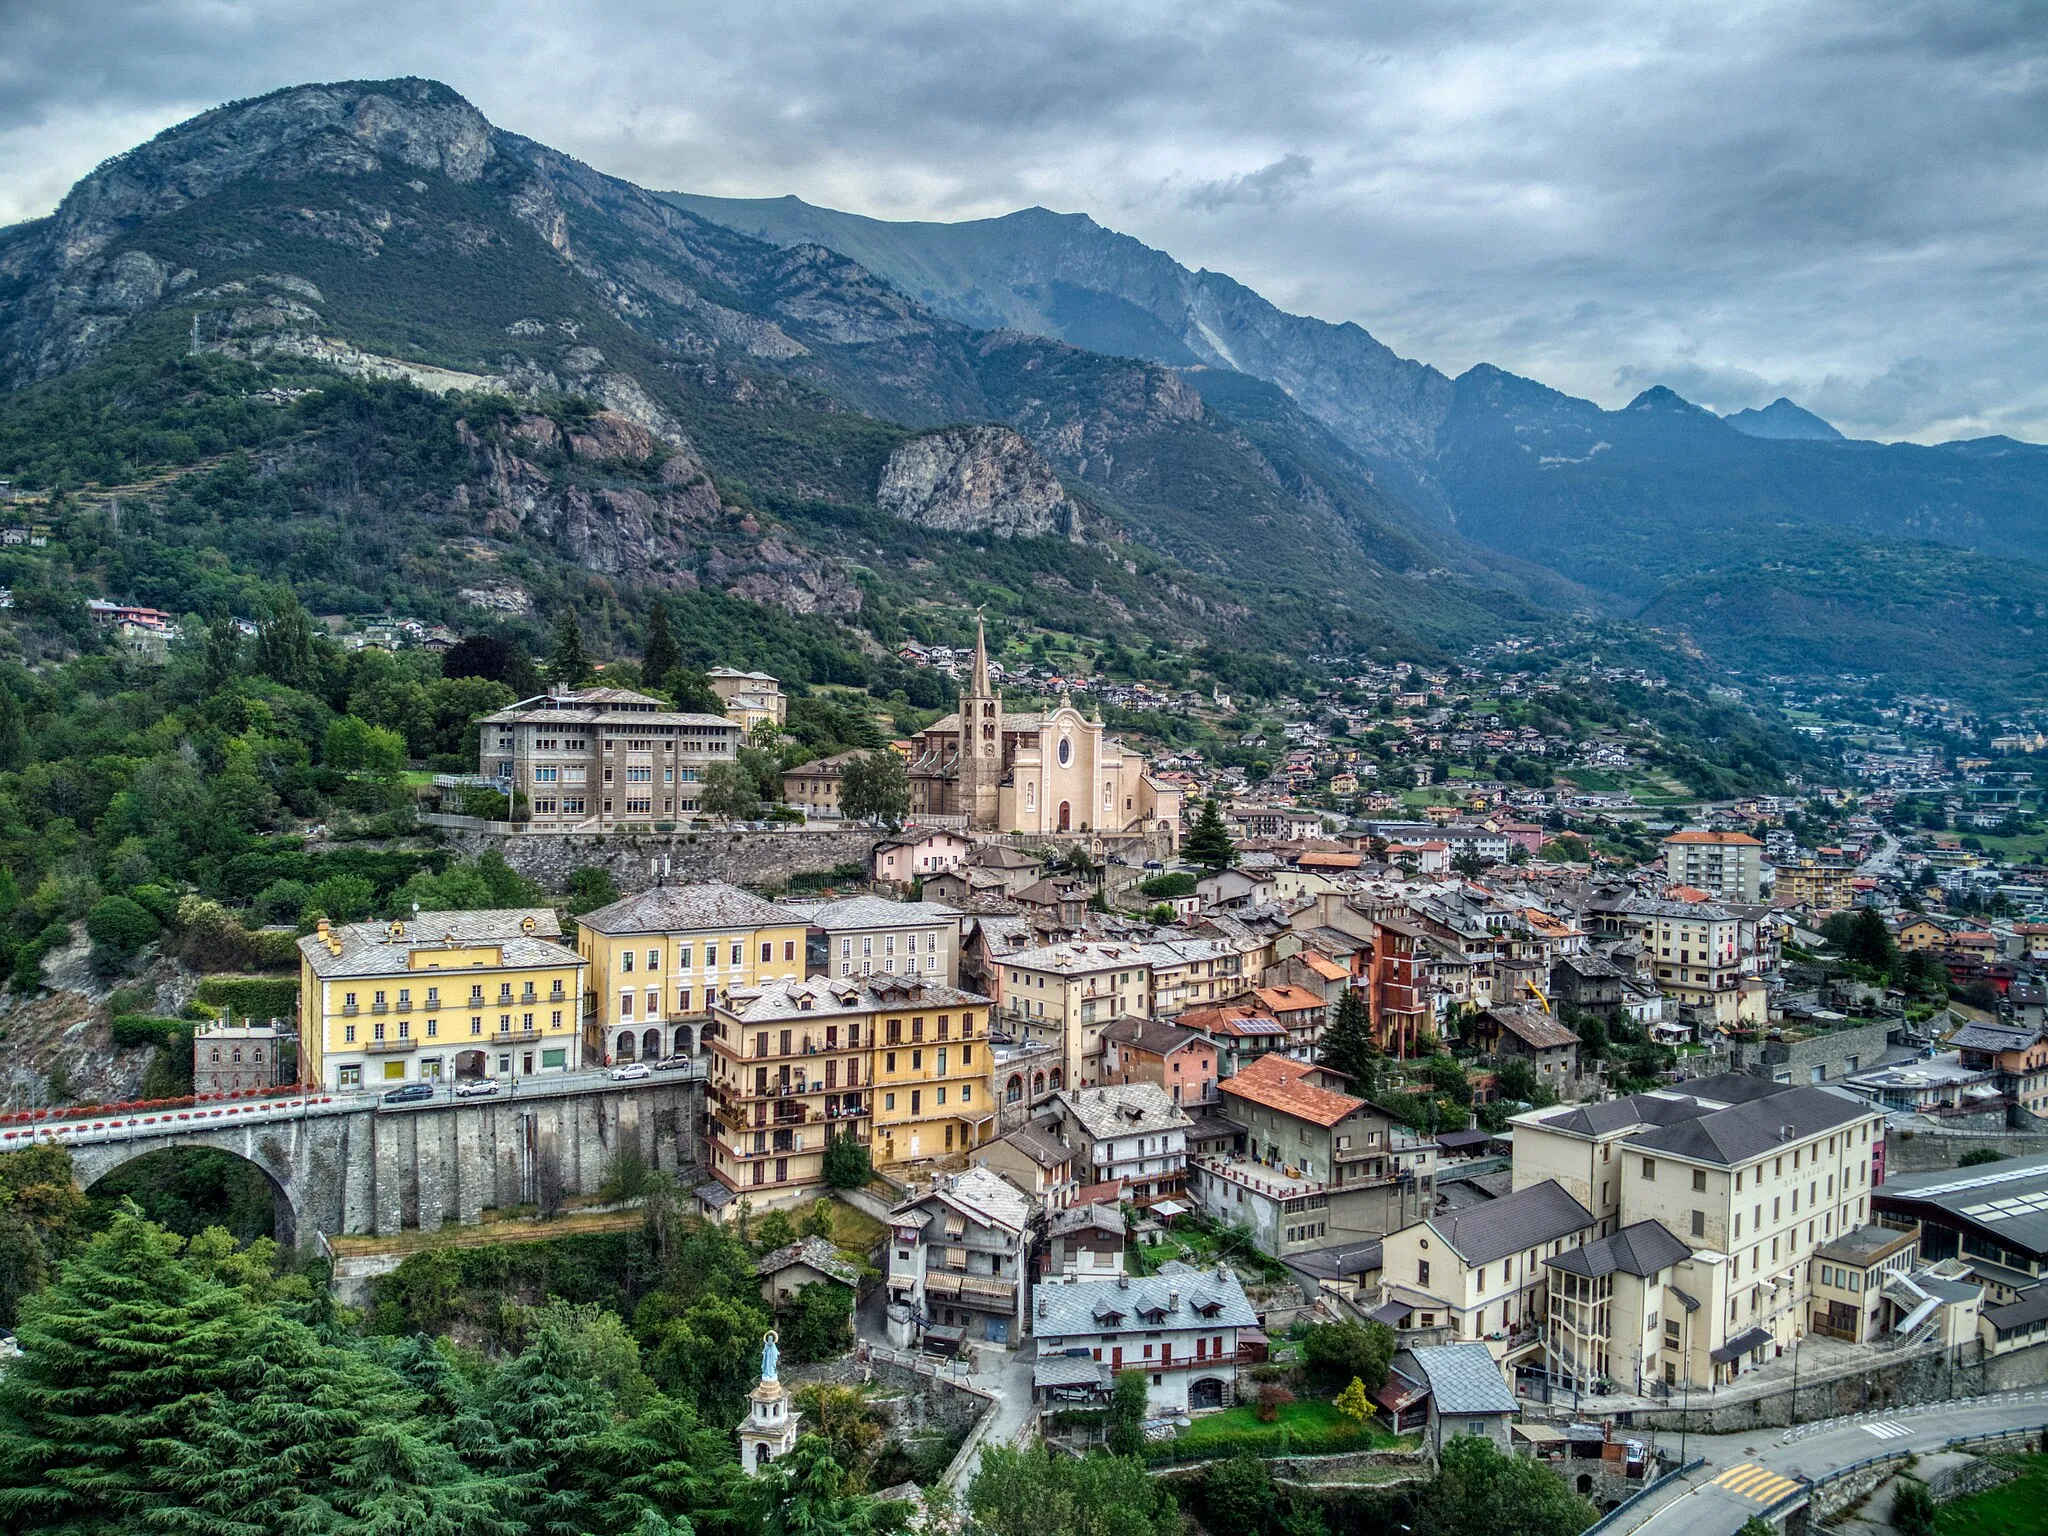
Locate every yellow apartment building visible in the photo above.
<box><xmin>296</xmin><ymin>908</ymin><xmax>587</xmax><ymax>1092</ymax></box>
<box><xmin>705</xmin><ymin>974</ymin><xmax>995</xmax><ymax>1207</ymax></box>
<box><xmin>575</xmin><ymin>882</ymin><xmax>807</xmax><ymax>1067</ymax></box>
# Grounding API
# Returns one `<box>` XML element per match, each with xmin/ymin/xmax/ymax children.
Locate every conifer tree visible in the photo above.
<box><xmin>1320</xmin><ymin>986</ymin><xmax>1385</xmax><ymax>1096</ymax></box>
<box><xmin>487</xmin><ymin>1322</ymin><xmax>614</xmax><ymax>1536</ymax></box>
<box><xmin>1183</xmin><ymin>798</ymin><xmax>1236</xmax><ymax>872</ymax></box>
<box><xmin>643</xmin><ymin>601</ymin><xmax>681</xmax><ymax>694</ymax></box>
<box><xmin>0</xmin><ymin>1210</ymin><xmax>256</xmax><ymax>1533</ymax></box>
<box><xmin>254</xmin><ymin>592</ymin><xmax>318</xmax><ymax>690</ymax></box>
<box><xmin>549</xmin><ymin>612</ymin><xmax>593</xmax><ymax>689</ymax></box>
<box><xmin>0</xmin><ymin>684</ymin><xmax>27</xmax><ymax>772</ymax></box>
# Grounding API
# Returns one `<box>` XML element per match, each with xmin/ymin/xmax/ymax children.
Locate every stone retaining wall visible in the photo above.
<box><xmin>1887</xmin><ymin>1129</ymin><xmax>2048</xmax><ymax>1172</ymax></box>
<box><xmin>1600</xmin><ymin>1341</ymin><xmax>1994</xmax><ymax>1434</ymax></box>
<box><xmin>439</xmin><ymin>826</ymin><xmax>880</xmax><ymax>892</ymax></box>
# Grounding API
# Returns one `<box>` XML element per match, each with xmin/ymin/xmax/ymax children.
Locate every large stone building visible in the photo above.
<box><xmin>706</xmin><ymin>668</ymin><xmax>786</xmax><ymax>732</ymax></box>
<box><xmin>296</xmin><ymin>909</ymin><xmax>586</xmax><ymax>1092</ymax></box>
<box><xmin>477</xmin><ymin>687</ymin><xmax>742</xmax><ymax>830</ymax></box>
<box><xmin>906</xmin><ymin>620</ymin><xmax>1179</xmax><ymax>843</ymax></box>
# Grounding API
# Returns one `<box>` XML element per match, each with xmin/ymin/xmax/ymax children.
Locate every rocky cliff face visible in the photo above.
<box><xmin>876</xmin><ymin>424</ymin><xmax>1079</xmax><ymax>540</ymax></box>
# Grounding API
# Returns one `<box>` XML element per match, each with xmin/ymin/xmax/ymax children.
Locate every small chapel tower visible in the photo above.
<box><xmin>957</xmin><ymin>615</ymin><xmax>1001</xmax><ymax>830</ymax></box>
<box><xmin>737</xmin><ymin>1329</ymin><xmax>800</xmax><ymax>1474</ymax></box>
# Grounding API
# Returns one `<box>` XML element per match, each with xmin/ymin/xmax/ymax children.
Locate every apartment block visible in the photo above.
<box><xmin>1661</xmin><ymin>829</ymin><xmax>1764</xmax><ymax>902</ymax></box>
<box><xmin>477</xmin><ymin>686</ymin><xmax>741</xmax><ymax>830</ymax></box>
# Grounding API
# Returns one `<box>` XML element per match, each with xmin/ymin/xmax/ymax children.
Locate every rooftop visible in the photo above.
<box><xmin>756</xmin><ymin>1236</ymin><xmax>860</xmax><ymax>1287</ymax></box>
<box><xmin>779</xmin><ymin>896</ymin><xmax>962</xmax><ymax>930</ymax></box>
<box><xmin>1405</xmin><ymin>1343</ymin><xmax>1519</xmax><ymax>1415</ymax></box>
<box><xmin>1218</xmin><ymin>1051</ymin><xmax>1367</xmax><ymax>1128</ymax></box>
<box><xmin>297</xmin><ymin>909</ymin><xmax>580</xmax><ymax>980</ymax></box>
<box><xmin>1101</xmin><ymin>1016</ymin><xmax>1206</xmax><ymax>1057</ymax></box>
<box><xmin>1545</xmin><ymin>1219</ymin><xmax>1691</xmax><ymax>1280</ymax></box>
<box><xmin>1624</xmin><ymin>1085</ymin><xmax>1878</xmax><ymax>1168</ymax></box>
<box><xmin>986</xmin><ymin>1122</ymin><xmax>1072</xmax><ymax>1171</ymax></box>
<box><xmin>893</xmin><ymin>1165</ymin><xmax>1030</xmax><ymax>1235</ymax></box>
<box><xmin>578</xmin><ymin>881</ymin><xmax>793</xmax><ymax>935</ymax></box>
<box><xmin>1033</xmin><ymin>1261</ymin><xmax>1257</xmax><ymax>1338</ymax></box>
<box><xmin>1426</xmin><ymin>1179</ymin><xmax>1593</xmax><ymax>1267</ymax></box>
<box><xmin>1815</xmin><ymin>1222</ymin><xmax>1920</xmax><ymax>1268</ymax></box>
<box><xmin>1876</xmin><ymin>1152</ymin><xmax>2048</xmax><ymax>1259</ymax></box>
<box><xmin>1055</xmin><ymin>1083</ymin><xmax>1196</xmax><ymax>1141</ymax></box>
<box><xmin>717</xmin><ymin>975</ymin><xmax>990</xmax><ymax>1023</ymax></box>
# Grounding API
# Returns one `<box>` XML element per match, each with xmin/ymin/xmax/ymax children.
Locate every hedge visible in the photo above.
<box><xmin>195</xmin><ymin>976</ymin><xmax>300</xmax><ymax>1021</ymax></box>
<box><xmin>110</xmin><ymin>1015</ymin><xmax>190</xmax><ymax>1049</ymax></box>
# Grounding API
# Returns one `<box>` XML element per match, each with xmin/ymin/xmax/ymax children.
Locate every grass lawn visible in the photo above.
<box><xmin>820</xmin><ymin>1196</ymin><xmax>887</xmax><ymax>1254</ymax></box>
<box><xmin>1160</xmin><ymin>1398</ymin><xmax>1407</xmax><ymax>1459</ymax></box>
<box><xmin>1935</xmin><ymin>1455</ymin><xmax>2048</xmax><ymax>1536</ymax></box>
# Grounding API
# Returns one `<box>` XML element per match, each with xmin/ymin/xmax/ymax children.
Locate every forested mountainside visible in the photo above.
<box><xmin>669</xmin><ymin>192</ymin><xmax>2048</xmax><ymax>703</ymax></box>
<box><xmin>0</xmin><ymin>77</ymin><xmax>1556</xmax><ymax>682</ymax></box>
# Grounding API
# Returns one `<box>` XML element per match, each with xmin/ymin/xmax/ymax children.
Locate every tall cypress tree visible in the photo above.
<box><xmin>0</xmin><ymin>684</ymin><xmax>27</xmax><ymax>771</ymax></box>
<box><xmin>549</xmin><ymin>613</ymin><xmax>593</xmax><ymax>689</ymax></box>
<box><xmin>1321</xmin><ymin>986</ymin><xmax>1385</xmax><ymax>1096</ymax></box>
<box><xmin>0</xmin><ymin>1210</ymin><xmax>256</xmax><ymax>1534</ymax></box>
<box><xmin>642</xmin><ymin>601</ymin><xmax>681</xmax><ymax>694</ymax></box>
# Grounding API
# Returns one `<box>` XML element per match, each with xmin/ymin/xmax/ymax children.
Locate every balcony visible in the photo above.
<box><xmin>365</xmin><ymin>1038</ymin><xmax>417</xmax><ymax>1054</ymax></box>
<box><xmin>493</xmin><ymin>1028</ymin><xmax>544</xmax><ymax>1044</ymax></box>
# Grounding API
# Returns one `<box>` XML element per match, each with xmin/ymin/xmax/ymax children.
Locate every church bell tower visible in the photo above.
<box><xmin>958</xmin><ymin>616</ymin><xmax>1001</xmax><ymax>830</ymax></box>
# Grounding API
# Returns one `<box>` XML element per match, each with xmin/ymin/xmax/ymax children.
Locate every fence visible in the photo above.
<box><xmin>1579</xmin><ymin>1457</ymin><xmax>1705</xmax><ymax>1536</ymax></box>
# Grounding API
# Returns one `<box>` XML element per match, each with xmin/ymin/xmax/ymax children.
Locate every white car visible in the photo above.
<box><xmin>609</xmin><ymin>1062</ymin><xmax>652</xmax><ymax>1081</ymax></box>
<box><xmin>454</xmin><ymin>1077</ymin><xmax>499</xmax><ymax>1098</ymax></box>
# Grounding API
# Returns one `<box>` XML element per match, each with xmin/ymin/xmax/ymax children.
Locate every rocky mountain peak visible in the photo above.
<box><xmin>876</xmin><ymin>425</ymin><xmax>1081</xmax><ymax>541</ymax></box>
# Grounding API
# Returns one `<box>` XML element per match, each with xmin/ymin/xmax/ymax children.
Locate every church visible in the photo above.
<box><xmin>907</xmin><ymin>620</ymin><xmax>1181</xmax><ymax>845</ymax></box>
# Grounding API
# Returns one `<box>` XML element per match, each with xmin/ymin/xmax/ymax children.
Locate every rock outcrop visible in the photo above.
<box><xmin>876</xmin><ymin>425</ymin><xmax>1080</xmax><ymax>540</ymax></box>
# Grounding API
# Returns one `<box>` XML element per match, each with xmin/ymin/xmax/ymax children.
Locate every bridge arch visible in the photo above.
<box><xmin>68</xmin><ymin>1126</ymin><xmax>304</xmax><ymax>1248</ymax></box>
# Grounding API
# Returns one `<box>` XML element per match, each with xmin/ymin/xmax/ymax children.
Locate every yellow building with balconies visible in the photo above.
<box><xmin>705</xmin><ymin>974</ymin><xmax>995</xmax><ymax>1208</ymax></box>
<box><xmin>296</xmin><ymin>908</ymin><xmax>587</xmax><ymax>1093</ymax></box>
<box><xmin>575</xmin><ymin>883</ymin><xmax>807</xmax><ymax>1068</ymax></box>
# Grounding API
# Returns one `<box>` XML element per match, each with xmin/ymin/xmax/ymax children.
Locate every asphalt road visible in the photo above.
<box><xmin>1616</xmin><ymin>1390</ymin><xmax>2048</xmax><ymax>1536</ymax></box>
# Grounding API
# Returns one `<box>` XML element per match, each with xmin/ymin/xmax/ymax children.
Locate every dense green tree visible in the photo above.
<box><xmin>0</xmin><ymin>1211</ymin><xmax>258</xmax><ymax>1533</ymax></box>
<box><xmin>838</xmin><ymin>751</ymin><xmax>908</xmax><ymax>825</ymax></box>
<box><xmin>85</xmin><ymin>894</ymin><xmax>159</xmax><ymax>967</ymax></box>
<box><xmin>666</xmin><ymin>667</ymin><xmax>728</xmax><ymax>717</ymax></box>
<box><xmin>821</xmin><ymin>1135</ymin><xmax>872</xmax><ymax>1191</ymax></box>
<box><xmin>643</xmin><ymin>601</ymin><xmax>682</xmax><ymax>692</ymax></box>
<box><xmin>550</xmin><ymin>612</ymin><xmax>593</xmax><ymax>689</ymax></box>
<box><xmin>1202</xmin><ymin>1451</ymin><xmax>1275</xmax><ymax>1536</ymax></box>
<box><xmin>701</xmin><ymin>761</ymin><xmax>762</xmax><ymax>822</ymax></box>
<box><xmin>967</xmin><ymin>1445</ymin><xmax>1180</xmax><ymax>1536</ymax></box>
<box><xmin>639</xmin><ymin>1291</ymin><xmax>772</xmax><ymax>1426</ymax></box>
<box><xmin>253</xmin><ymin>592</ymin><xmax>318</xmax><ymax>689</ymax></box>
<box><xmin>443</xmin><ymin>634</ymin><xmax>543</xmax><ymax>699</ymax></box>
<box><xmin>486</xmin><ymin>1314</ymin><xmax>616</xmax><ymax>1536</ymax></box>
<box><xmin>782</xmin><ymin>1282</ymin><xmax>854</xmax><ymax>1364</ymax></box>
<box><xmin>1418</xmin><ymin>1435</ymin><xmax>1596</xmax><ymax>1536</ymax></box>
<box><xmin>1184</xmin><ymin>797</ymin><xmax>1236</xmax><ymax>872</ymax></box>
<box><xmin>1319</xmin><ymin>987</ymin><xmax>1384</xmax><ymax>1096</ymax></box>
<box><xmin>0</xmin><ymin>1147</ymin><xmax>88</xmax><ymax>1328</ymax></box>
<box><xmin>0</xmin><ymin>685</ymin><xmax>27</xmax><ymax>772</ymax></box>
<box><xmin>567</xmin><ymin>866</ymin><xmax>622</xmax><ymax>915</ymax></box>
<box><xmin>1890</xmin><ymin>1477</ymin><xmax>1936</xmax><ymax>1536</ymax></box>
<box><xmin>1105</xmin><ymin>1370</ymin><xmax>1149</xmax><ymax>1456</ymax></box>
<box><xmin>761</xmin><ymin>1435</ymin><xmax>901</xmax><ymax>1536</ymax></box>
<box><xmin>202</xmin><ymin>614</ymin><xmax>243</xmax><ymax>693</ymax></box>
<box><xmin>1300</xmin><ymin>1320</ymin><xmax>1395</xmax><ymax>1393</ymax></box>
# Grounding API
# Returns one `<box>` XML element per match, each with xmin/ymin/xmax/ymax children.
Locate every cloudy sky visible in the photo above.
<box><xmin>5</xmin><ymin>0</ymin><xmax>2044</xmax><ymax>442</ymax></box>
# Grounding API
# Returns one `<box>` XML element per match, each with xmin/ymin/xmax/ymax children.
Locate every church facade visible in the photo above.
<box><xmin>907</xmin><ymin>621</ymin><xmax>1180</xmax><ymax>846</ymax></box>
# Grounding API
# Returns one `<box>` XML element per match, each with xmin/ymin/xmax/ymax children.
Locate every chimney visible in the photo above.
<box><xmin>1117</xmin><ymin>1271</ymin><xmax>1129</xmax><ymax>1290</ymax></box>
<box><xmin>1037</xmin><ymin>1295</ymin><xmax>1049</xmax><ymax>1318</ymax></box>
<box><xmin>1168</xmin><ymin>1288</ymin><xmax>1180</xmax><ymax>1311</ymax></box>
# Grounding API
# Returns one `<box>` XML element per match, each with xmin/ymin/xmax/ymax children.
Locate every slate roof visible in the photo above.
<box><xmin>1220</xmin><ymin>1052</ymin><xmax>1366</xmax><ymax>1128</ymax></box>
<box><xmin>892</xmin><ymin>1166</ymin><xmax>1030</xmax><ymax>1235</ymax></box>
<box><xmin>1520</xmin><ymin>1093</ymin><xmax>1715</xmax><ymax>1140</ymax></box>
<box><xmin>1624</xmin><ymin>1085</ymin><xmax>1877</xmax><ymax>1168</ymax></box>
<box><xmin>1055</xmin><ymin>1084</ymin><xmax>1195</xmax><ymax>1141</ymax></box>
<box><xmin>1485</xmin><ymin>1005</ymin><xmax>1580</xmax><ymax>1051</ymax></box>
<box><xmin>718</xmin><ymin>976</ymin><xmax>989</xmax><ymax>1023</ymax></box>
<box><xmin>1033</xmin><ymin>1261</ymin><xmax>1257</xmax><ymax>1338</ymax></box>
<box><xmin>298</xmin><ymin>909</ymin><xmax>581</xmax><ymax>979</ymax></box>
<box><xmin>756</xmin><ymin>1236</ymin><xmax>859</xmax><ymax>1287</ymax></box>
<box><xmin>1950</xmin><ymin>1022</ymin><xmax>2041</xmax><ymax>1053</ymax></box>
<box><xmin>578</xmin><ymin>881</ymin><xmax>792</xmax><ymax>935</ymax></box>
<box><xmin>780</xmin><ymin>896</ymin><xmax>962</xmax><ymax>929</ymax></box>
<box><xmin>1984</xmin><ymin>1287</ymin><xmax>2048</xmax><ymax>1332</ymax></box>
<box><xmin>1407</xmin><ymin>1344</ymin><xmax>1519</xmax><ymax>1415</ymax></box>
<box><xmin>988</xmin><ymin>1122</ymin><xmax>1073</xmax><ymax>1171</ymax></box>
<box><xmin>1101</xmin><ymin>1016</ymin><xmax>1205</xmax><ymax>1056</ymax></box>
<box><xmin>1284</xmin><ymin>1238</ymin><xmax>1382</xmax><ymax>1284</ymax></box>
<box><xmin>1713</xmin><ymin>1325</ymin><xmax>1772</xmax><ymax>1363</ymax></box>
<box><xmin>1048</xmin><ymin>1202</ymin><xmax>1126</xmax><ymax>1238</ymax></box>
<box><xmin>1545</xmin><ymin>1219</ymin><xmax>1691</xmax><ymax>1280</ymax></box>
<box><xmin>1428</xmin><ymin>1179</ymin><xmax>1593</xmax><ymax>1267</ymax></box>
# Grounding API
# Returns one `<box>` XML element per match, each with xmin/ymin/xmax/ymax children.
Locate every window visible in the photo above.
<box><xmin>1692</xmin><ymin>1169</ymin><xmax>1707</xmax><ymax>1192</ymax></box>
<box><xmin>1642</xmin><ymin>1157</ymin><xmax>1656</xmax><ymax>1181</ymax></box>
<box><xmin>1418</xmin><ymin>1260</ymin><xmax>1430</xmax><ymax>1285</ymax></box>
<box><xmin>1691</xmin><ymin>1210</ymin><xmax>1706</xmax><ymax>1237</ymax></box>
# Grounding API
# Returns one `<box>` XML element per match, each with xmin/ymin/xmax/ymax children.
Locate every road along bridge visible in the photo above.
<box><xmin>10</xmin><ymin>1071</ymin><xmax>702</xmax><ymax>1246</ymax></box>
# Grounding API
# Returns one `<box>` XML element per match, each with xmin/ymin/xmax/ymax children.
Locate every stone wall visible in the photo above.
<box><xmin>439</xmin><ymin>826</ymin><xmax>881</xmax><ymax>893</ymax></box>
<box><xmin>1887</xmin><ymin>1128</ymin><xmax>2048</xmax><ymax>1173</ymax></box>
<box><xmin>1609</xmin><ymin>1341</ymin><xmax>1987</xmax><ymax>1434</ymax></box>
<box><xmin>1732</xmin><ymin>1019</ymin><xmax>1896</xmax><ymax>1085</ymax></box>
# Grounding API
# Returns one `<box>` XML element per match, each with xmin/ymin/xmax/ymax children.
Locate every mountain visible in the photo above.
<box><xmin>665</xmin><ymin>193</ymin><xmax>2048</xmax><ymax>702</ymax></box>
<box><xmin>1723</xmin><ymin>397</ymin><xmax>1844</xmax><ymax>441</ymax></box>
<box><xmin>0</xmin><ymin>77</ymin><xmax>1556</xmax><ymax>681</ymax></box>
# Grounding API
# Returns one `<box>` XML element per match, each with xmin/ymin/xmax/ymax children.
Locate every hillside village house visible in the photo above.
<box><xmin>887</xmin><ymin>1167</ymin><xmax>1031</xmax><ymax>1346</ymax></box>
<box><xmin>1031</xmin><ymin>1262</ymin><xmax>1258</xmax><ymax>1412</ymax></box>
<box><xmin>477</xmin><ymin>687</ymin><xmax>741</xmax><ymax>830</ymax></box>
<box><xmin>705</xmin><ymin>668</ymin><xmax>786</xmax><ymax>732</ymax></box>
<box><xmin>1101</xmin><ymin>1016</ymin><xmax>1218</xmax><ymax>1108</ymax></box>
<box><xmin>1195</xmin><ymin>1053</ymin><xmax>1436</xmax><ymax>1257</ymax></box>
<box><xmin>297</xmin><ymin>909</ymin><xmax>586</xmax><ymax>1092</ymax></box>
<box><xmin>1051</xmin><ymin>1083</ymin><xmax>1193</xmax><ymax>1210</ymax></box>
<box><xmin>781</xmin><ymin>750</ymin><xmax>863</xmax><ymax>818</ymax></box>
<box><xmin>575</xmin><ymin>883</ymin><xmax>806</xmax><ymax>1066</ymax></box>
<box><xmin>972</xmin><ymin>1121</ymin><xmax>1077</xmax><ymax>1210</ymax></box>
<box><xmin>1468</xmin><ymin>1005</ymin><xmax>1581</xmax><ymax>1092</ymax></box>
<box><xmin>999</xmin><ymin>941</ymin><xmax>1154</xmax><ymax>1092</ymax></box>
<box><xmin>787</xmin><ymin>896</ymin><xmax>964</xmax><ymax>986</ymax></box>
<box><xmin>906</xmin><ymin>620</ymin><xmax>1181</xmax><ymax>842</ymax></box>
<box><xmin>1177</xmin><ymin>1000</ymin><xmax>1291</xmax><ymax>1077</ymax></box>
<box><xmin>870</xmin><ymin>826</ymin><xmax>973</xmax><ymax>887</ymax></box>
<box><xmin>1043</xmin><ymin>1202</ymin><xmax>1127</xmax><ymax>1278</ymax></box>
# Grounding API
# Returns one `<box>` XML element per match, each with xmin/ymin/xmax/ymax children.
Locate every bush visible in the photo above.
<box><xmin>86</xmin><ymin>896</ymin><xmax>158</xmax><ymax>967</ymax></box>
<box><xmin>1138</xmin><ymin>872</ymin><xmax>1197</xmax><ymax>899</ymax></box>
<box><xmin>822</xmin><ymin>1132</ymin><xmax>873</xmax><ymax>1189</ymax></box>
<box><xmin>1959</xmin><ymin>1148</ymin><xmax>2007</xmax><ymax>1167</ymax></box>
<box><xmin>1107</xmin><ymin>1369</ymin><xmax>1150</xmax><ymax>1455</ymax></box>
<box><xmin>1254</xmin><ymin>1382</ymin><xmax>1293</xmax><ymax>1423</ymax></box>
<box><xmin>194</xmin><ymin>976</ymin><xmax>300</xmax><ymax>1022</ymax></box>
<box><xmin>110</xmin><ymin>1014</ymin><xmax>187</xmax><ymax>1049</ymax></box>
<box><xmin>1302</xmin><ymin>1320</ymin><xmax>1396</xmax><ymax>1392</ymax></box>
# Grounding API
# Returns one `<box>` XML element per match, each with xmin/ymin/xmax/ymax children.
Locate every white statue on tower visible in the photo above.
<box><xmin>737</xmin><ymin>1327</ymin><xmax>799</xmax><ymax>1474</ymax></box>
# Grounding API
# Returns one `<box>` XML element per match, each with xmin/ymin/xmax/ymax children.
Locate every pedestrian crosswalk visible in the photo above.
<box><xmin>1862</xmin><ymin>1420</ymin><xmax>1912</xmax><ymax>1440</ymax></box>
<box><xmin>1709</xmin><ymin>1463</ymin><xmax>1803</xmax><ymax>1506</ymax></box>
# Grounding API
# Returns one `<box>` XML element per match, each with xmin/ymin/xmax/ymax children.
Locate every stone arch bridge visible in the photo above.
<box><xmin>35</xmin><ymin>1074</ymin><xmax>703</xmax><ymax>1247</ymax></box>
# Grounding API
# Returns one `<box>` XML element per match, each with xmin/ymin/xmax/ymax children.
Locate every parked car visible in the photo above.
<box><xmin>609</xmin><ymin>1062</ymin><xmax>651</xmax><ymax>1081</ymax></box>
<box><xmin>653</xmin><ymin>1055</ymin><xmax>693</xmax><ymax>1074</ymax></box>
<box><xmin>454</xmin><ymin>1077</ymin><xmax>500</xmax><ymax>1098</ymax></box>
<box><xmin>381</xmin><ymin>1082</ymin><xmax>434</xmax><ymax>1105</ymax></box>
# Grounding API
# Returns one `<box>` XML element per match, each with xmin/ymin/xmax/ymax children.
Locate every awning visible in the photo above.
<box><xmin>1514</xmin><ymin>1423</ymin><xmax>1569</xmax><ymax>1445</ymax></box>
<box><xmin>1670</xmin><ymin>1287</ymin><xmax>1700</xmax><ymax>1314</ymax></box>
<box><xmin>1152</xmin><ymin>1200</ymin><xmax>1190</xmax><ymax>1218</ymax></box>
<box><xmin>1034</xmin><ymin>1355</ymin><xmax>1111</xmax><ymax>1390</ymax></box>
<box><xmin>1370</xmin><ymin>1300</ymin><xmax>1411</xmax><ymax>1326</ymax></box>
<box><xmin>1712</xmin><ymin>1325</ymin><xmax>1773</xmax><ymax>1364</ymax></box>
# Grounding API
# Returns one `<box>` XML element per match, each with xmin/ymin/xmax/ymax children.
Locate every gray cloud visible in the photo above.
<box><xmin>0</xmin><ymin>1</ymin><xmax>2043</xmax><ymax>443</ymax></box>
<box><xmin>1184</xmin><ymin>154</ymin><xmax>1314</xmax><ymax>210</ymax></box>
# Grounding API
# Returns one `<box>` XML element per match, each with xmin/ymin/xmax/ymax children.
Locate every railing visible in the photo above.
<box><xmin>365</xmin><ymin>1038</ymin><xmax>417</xmax><ymax>1054</ymax></box>
<box><xmin>1578</xmin><ymin>1458</ymin><xmax>1705</xmax><ymax>1536</ymax></box>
